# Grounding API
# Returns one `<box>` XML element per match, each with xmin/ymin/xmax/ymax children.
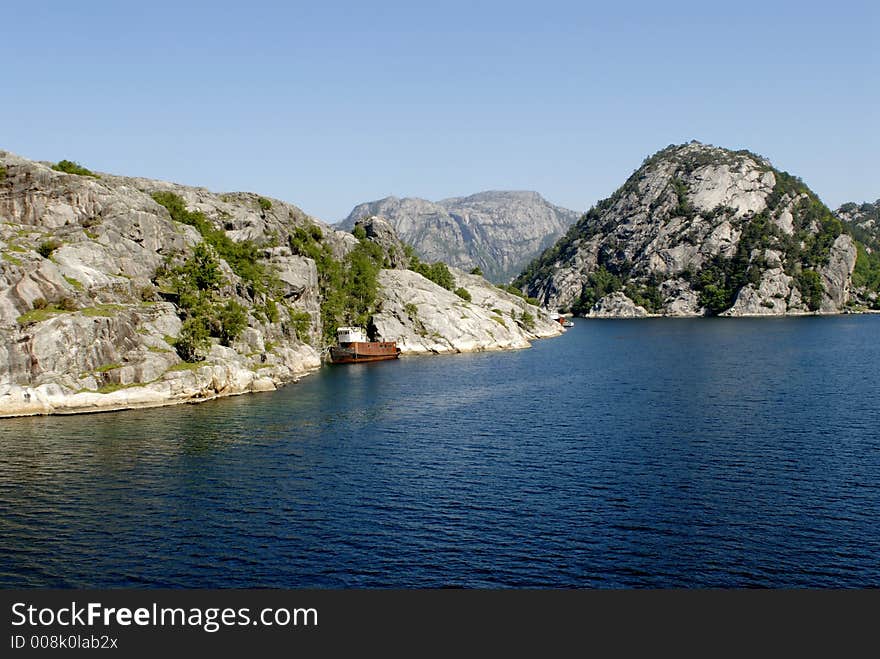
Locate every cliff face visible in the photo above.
<box><xmin>0</xmin><ymin>150</ymin><xmax>338</xmax><ymax>416</ymax></box>
<box><xmin>350</xmin><ymin>216</ymin><xmax>562</xmax><ymax>353</ymax></box>
<box><xmin>0</xmin><ymin>151</ymin><xmax>560</xmax><ymax>417</ymax></box>
<box><xmin>837</xmin><ymin>200</ymin><xmax>879</xmax><ymax>247</ymax></box>
<box><xmin>836</xmin><ymin>199</ymin><xmax>880</xmax><ymax>309</ymax></box>
<box><xmin>341</xmin><ymin>191</ymin><xmax>578</xmax><ymax>283</ymax></box>
<box><xmin>515</xmin><ymin>142</ymin><xmax>858</xmax><ymax>317</ymax></box>
<box><xmin>373</xmin><ymin>269</ymin><xmax>561</xmax><ymax>354</ymax></box>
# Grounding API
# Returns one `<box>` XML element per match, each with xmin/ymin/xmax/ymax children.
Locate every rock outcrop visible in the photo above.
<box><xmin>340</xmin><ymin>191</ymin><xmax>578</xmax><ymax>283</ymax></box>
<box><xmin>515</xmin><ymin>141</ymin><xmax>859</xmax><ymax>317</ymax></box>
<box><xmin>835</xmin><ymin>199</ymin><xmax>880</xmax><ymax>309</ymax></box>
<box><xmin>373</xmin><ymin>269</ymin><xmax>561</xmax><ymax>354</ymax></box>
<box><xmin>0</xmin><ymin>150</ymin><xmax>562</xmax><ymax>416</ymax></box>
<box><xmin>587</xmin><ymin>292</ymin><xmax>649</xmax><ymax>318</ymax></box>
<box><xmin>0</xmin><ymin>150</ymin><xmax>336</xmax><ymax>416</ymax></box>
<box><xmin>836</xmin><ymin>200</ymin><xmax>879</xmax><ymax>244</ymax></box>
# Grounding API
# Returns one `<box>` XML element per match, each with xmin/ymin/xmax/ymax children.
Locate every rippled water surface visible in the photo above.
<box><xmin>1</xmin><ymin>317</ymin><xmax>879</xmax><ymax>587</ymax></box>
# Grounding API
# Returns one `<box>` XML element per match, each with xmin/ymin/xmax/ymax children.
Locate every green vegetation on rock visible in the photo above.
<box><xmin>496</xmin><ymin>284</ymin><xmax>540</xmax><ymax>306</ymax></box>
<box><xmin>151</xmin><ymin>191</ymin><xmax>276</xmax><ymax>295</ymax></box>
<box><xmin>454</xmin><ymin>287</ymin><xmax>472</xmax><ymax>302</ymax></box>
<box><xmin>572</xmin><ymin>267</ymin><xmax>623</xmax><ymax>314</ymax></box>
<box><xmin>514</xmin><ymin>143</ymin><xmax>853</xmax><ymax>316</ymax></box>
<box><xmin>164</xmin><ymin>243</ymin><xmax>250</xmax><ymax>361</ymax></box>
<box><xmin>289</xmin><ymin>223</ymin><xmax>384</xmax><ymax>344</ymax></box>
<box><xmin>409</xmin><ymin>253</ymin><xmax>455</xmax><ymax>291</ymax></box>
<box><xmin>37</xmin><ymin>240</ymin><xmax>61</xmax><ymax>258</ymax></box>
<box><xmin>52</xmin><ymin>160</ymin><xmax>99</xmax><ymax>178</ymax></box>
<box><xmin>852</xmin><ymin>244</ymin><xmax>880</xmax><ymax>293</ymax></box>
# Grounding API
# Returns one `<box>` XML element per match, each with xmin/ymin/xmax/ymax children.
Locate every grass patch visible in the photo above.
<box><xmin>94</xmin><ymin>363</ymin><xmax>121</xmax><ymax>373</ymax></box>
<box><xmin>17</xmin><ymin>306</ymin><xmax>72</xmax><ymax>324</ymax></box>
<box><xmin>64</xmin><ymin>276</ymin><xmax>84</xmax><ymax>291</ymax></box>
<box><xmin>3</xmin><ymin>254</ymin><xmax>23</xmax><ymax>266</ymax></box>
<box><xmin>491</xmin><ymin>314</ymin><xmax>507</xmax><ymax>327</ymax></box>
<box><xmin>167</xmin><ymin>361</ymin><xmax>205</xmax><ymax>372</ymax></box>
<box><xmin>80</xmin><ymin>304</ymin><xmax>122</xmax><ymax>317</ymax></box>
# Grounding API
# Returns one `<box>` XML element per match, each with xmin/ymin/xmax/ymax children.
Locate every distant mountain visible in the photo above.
<box><xmin>514</xmin><ymin>141</ymin><xmax>862</xmax><ymax>316</ymax></box>
<box><xmin>340</xmin><ymin>191</ymin><xmax>579</xmax><ymax>283</ymax></box>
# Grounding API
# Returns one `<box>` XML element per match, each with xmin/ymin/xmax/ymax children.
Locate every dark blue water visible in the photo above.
<box><xmin>1</xmin><ymin>317</ymin><xmax>879</xmax><ymax>588</ymax></box>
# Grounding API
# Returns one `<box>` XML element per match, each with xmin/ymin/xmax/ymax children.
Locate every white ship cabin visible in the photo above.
<box><xmin>336</xmin><ymin>326</ymin><xmax>368</xmax><ymax>344</ymax></box>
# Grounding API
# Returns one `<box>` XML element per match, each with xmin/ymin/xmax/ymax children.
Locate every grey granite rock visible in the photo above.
<box><xmin>517</xmin><ymin>141</ymin><xmax>858</xmax><ymax>317</ymax></box>
<box><xmin>341</xmin><ymin>191</ymin><xmax>578</xmax><ymax>283</ymax></box>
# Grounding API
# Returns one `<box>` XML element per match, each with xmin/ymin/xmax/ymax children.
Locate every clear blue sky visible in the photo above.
<box><xmin>3</xmin><ymin>1</ymin><xmax>877</xmax><ymax>221</ymax></box>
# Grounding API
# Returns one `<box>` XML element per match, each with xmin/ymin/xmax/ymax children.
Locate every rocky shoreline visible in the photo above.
<box><xmin>0</xmin><ymin>150</ymin><xmax>563</xmax><ymax>418</ymax></box>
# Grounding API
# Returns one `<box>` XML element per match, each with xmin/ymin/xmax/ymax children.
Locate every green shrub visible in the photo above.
<box><xmin>52</xmin><ymin>160</ymin><xmax>99</xmax><ymax>178</ymax></box>
<box><xmin>32</xmin><ymin>297</ymin><xmax>48</xmax><ymax>310</ymax></box>
<box><xmin>58</xmin><ymin>296</ymin><xmax>78</xmax><ymax>311</ymax></box>
<box><xmin>469</xmin><ymin>266</ymin><xmax>483</xmax><ymax>276</ymax></box>
<box><xmin>288</xmin><ymin>310</ymin><xmax>312</xmax><ymax>342</ymax></box>
<box><xmin>495</xmin><ymin>284</ymin><xmax>539</xmax><ymax>306</ymax></box>
<box><xmin>258</xmin><ymin>197</ymin><xmax>272</xmax><ymax>211</ymax></box>
<box><xmin>174</xmin><ymin>317</ymin><xmax>211</xmax><ymax>362</ymax></box>
<box><xmin>454</xmin><ymin>287</ymin><xmax>472</xmax><ymax>302</ymax></box>
<box><xmin>0</xmin><ymin>165</ymin><xmax>6</xmax><ymax>180</ymax></box>
<box><xmin>625</xmin><ymin>281</ymin><xmax>663</xmax><ymax>313</ymax></box>
<box><xmin>179</xmin><ymin>243</ymin><xmax>225</xmax><ymax>292</ymax></box>
<box><xmin>410</xmin><ymin>258</ymin><xmax>455</xmax><ymax>290</ymax></box>
<box><xmin>519</xmin><ymin>310</ymin><xmax>536</xmax><ymax>331</ymax></box>
<box><xmin>261</xmin><ymin>298</ymin><xmax>279</xmax><ymax>323</ymax></box>
<box><xmin>289</xmin><ymin>226</ymin><xmax>325</xmax><ymax>260</ymax></box>
<box><xmin>37</xmin><ymin>240</ymin><xmax>61</xmax><ymax>258</ymax></box>
<box><xmin>796</xmin><ymin>269</ymin><xmax>824</xmax><ymax>311</ymax></box>
<box><xmin>571</xmin><ymin>267</ymin><xmax>622</xmax><ymax>314</ymax></box>
<box><xmin>852</xmin><ymin>244</ymin><xmax>880</xmax><ymax>292</ymax></box>
<box><xmin>216</xmin><ymin>300</ymin><xmax>247</xmax><ymax>346</ymax></box>
<box><xmin>152</xmin><ymin>191</ymin><xmax>276</xmax><ymax>295</ymax></box>
<box><xmin>305</xmin><ymin>225</ymin><xmax>386</xmax><ymax>344</ymax></box>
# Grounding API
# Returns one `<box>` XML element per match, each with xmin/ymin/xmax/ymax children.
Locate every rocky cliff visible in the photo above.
<box><xmin>0</xmin><ymin>151</ymin><xmax>560</xmax><ymax>417</ymax></box>
<box><xmin>836</xmin><ymin>199</ymin><xmax>880</xmax><ymax>309</ymax></box>
<box><xmin>340</xmin><ymin>191</ymin><xmax>578</xmax><ymax>283</ymax></box>
<box><xmin>837</xmin><ymin>200</ymin><xmax>879</xmax><ymax>247</ymax></box>
<box><xmin>515</xmin><ymin>141</ymin><xmax>859</xmax><ymax>317</ymax></box>
<box><xmin>373</xmin><ymin>268</ymin><xmax>561</xmax><ymax>354</ymax></box>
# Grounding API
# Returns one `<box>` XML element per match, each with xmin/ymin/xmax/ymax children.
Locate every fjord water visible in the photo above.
<box><xmin>1</xmin><ymin>317</ymin><xmax>878</xmax><ymax>588</ymax></box>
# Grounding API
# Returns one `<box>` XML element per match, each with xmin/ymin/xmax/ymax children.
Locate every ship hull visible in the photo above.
<box><xmin>329</xmin><ymin>341</ymin><xmax>401</xmax><ymax>364</ymax></box>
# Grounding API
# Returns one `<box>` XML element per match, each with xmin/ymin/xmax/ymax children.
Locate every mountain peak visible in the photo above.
<box><xmin>515</xmin><ymin>144</ymin><xmax>858</xmax><ymax>317</ymax></box>
<box><xmin>340</xmin><ymin>190</ymin><xmax>579</xmax><ymax>283</ymax></box>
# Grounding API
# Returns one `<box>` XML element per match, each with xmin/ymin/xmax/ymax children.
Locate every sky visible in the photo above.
<box><xmin>2</xmin><ymin>1</ymin><xmax>877</xmax><ymax>222</ymax></box>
